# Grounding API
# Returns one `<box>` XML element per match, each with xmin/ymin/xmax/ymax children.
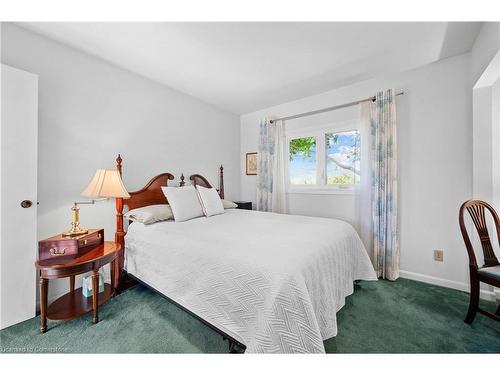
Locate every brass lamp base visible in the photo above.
<box><xmin>62</xmin><ymin>202</ymin><xmax>90</xmax><ymax>237</ymax></box>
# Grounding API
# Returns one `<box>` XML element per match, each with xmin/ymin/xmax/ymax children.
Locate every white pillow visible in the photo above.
<box><xmin>196</xmin><ymin>185</ymin><xmax>225</xmax><ymax>217</ymax></box>
<box><xmin>222</xmin><ymin>199</ymin><xmax>238</xmax><ymax>209</ymax></box>
<box><xmin>124</xmin><ymin>204</ymin><xmax>173</xmax><ymax>224</ymax></box>
<box><xmin>161</xmin><ymin>185</ymin><xmax>204</xmax><ymax>222</ymax></box>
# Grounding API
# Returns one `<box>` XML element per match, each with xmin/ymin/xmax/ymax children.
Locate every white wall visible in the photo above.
<box><xmin>473</xmin><ymin>86</ymin><xmax>493</xmax><ymax>202</ymax></box>
<box><xmin>241</xmin><ymin>54</ymin><xmax>472</xmax><ymax>291</ymax></box>
<box><xmin>470</xmin><ymin>22</ymin><xmax>500</xmax><ymax>86</ymax></box>
<box><xmin>1</xmin><ymin>23</ymin><xmax>240</xmax><ymax>300</ymax></box>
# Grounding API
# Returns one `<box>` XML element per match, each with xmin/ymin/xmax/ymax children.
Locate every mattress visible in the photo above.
<box><xmin>125</xmin><ymin>209</ymin><xmax>376</xmax><ymax>353</ymax></box>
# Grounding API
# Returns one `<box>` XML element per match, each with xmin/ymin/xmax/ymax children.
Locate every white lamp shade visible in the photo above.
<box><xmin>81</xmin><ymin>169</ymin><xmax>130</xmax><ymax>198</ymax></box>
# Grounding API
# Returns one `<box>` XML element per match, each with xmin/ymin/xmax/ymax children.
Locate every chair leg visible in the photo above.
<box><xmin>465</xmin><ymin>276</ymin><xmax>480</xmax><ymax>324</ymax></box>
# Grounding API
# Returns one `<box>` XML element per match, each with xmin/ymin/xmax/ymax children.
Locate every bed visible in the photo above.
<box><xmin>113</xmin><ymin>155</ymin><xmax>377</xmax><ymax>354</ymax></box>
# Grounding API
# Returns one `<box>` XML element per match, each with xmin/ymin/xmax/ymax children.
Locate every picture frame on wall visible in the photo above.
<box><xmin>246</xmin><ymin>152</ymin><xmax>257</xmax><ymax>175</ymax></box>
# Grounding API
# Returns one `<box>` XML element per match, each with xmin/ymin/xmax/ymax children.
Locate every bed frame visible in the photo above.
<box><xmin>113</xmin><ymin>154</ymin><xmax>245</xmax><ymax>353</ymax></box>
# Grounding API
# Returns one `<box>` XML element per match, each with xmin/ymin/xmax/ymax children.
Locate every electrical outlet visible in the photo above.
<box><xmin>434</xmin><ymin>249</ymin><xmax>444</xmax><ymax>262</ymax></box>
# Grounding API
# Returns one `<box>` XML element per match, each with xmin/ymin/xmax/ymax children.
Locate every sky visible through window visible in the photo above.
<box><xmin>289</xmin><ymin>130</ymin><xmax>360</xmax><ymax>185</ymax></box>
<box><xmin>289</xmin><ymin>137</ymin><xmax>317</xmax><ymax>185</ymax></box>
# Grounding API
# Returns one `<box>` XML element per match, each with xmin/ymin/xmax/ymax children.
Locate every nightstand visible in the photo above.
<box><xmin>234</xmin><ymin>201</ymin><xmax>252</xmax><ymax>210</ymax></box>
<box><xmin>35</xmin><ymin>241</ymin><xmax>122</xmax><ymax>333</ymax></box>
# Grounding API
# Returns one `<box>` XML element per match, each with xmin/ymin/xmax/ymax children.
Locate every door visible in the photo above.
<box><xmin>0</xmin><ymin>64</ymin><xmax>38</xmax><ymax>329</ymax></box>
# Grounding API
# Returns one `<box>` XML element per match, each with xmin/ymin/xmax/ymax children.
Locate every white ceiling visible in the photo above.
<box><xmin>19</xmin><ymin>22</ymin><xmax>482</xmax><ymax>114</ymax></box>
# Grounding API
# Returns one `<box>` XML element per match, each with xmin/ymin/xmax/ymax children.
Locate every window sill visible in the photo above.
<box><xmin>287</xmin><ymin>187</ymin><xmax>356</xmax><ymax>195</ymax></box>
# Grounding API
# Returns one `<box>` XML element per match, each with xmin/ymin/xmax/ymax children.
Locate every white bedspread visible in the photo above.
<box><xmin>125</xmin><ymin>209</ymin><xmax>376</xmax><ymax>353</ymax></box>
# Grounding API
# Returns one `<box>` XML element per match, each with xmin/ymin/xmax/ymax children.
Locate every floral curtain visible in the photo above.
<box><xmin>256</xmin><ymin>119</ymin><xmax>287</xmax><ymax>213</ymax></box>
<box><xmin>371</xmin><ymin>89</ymin><xmax>399</xmax><ymax>280</ymax></box>
<box><xmin>271</xmin><ymin>120</ymin><xmax>286</xmax><ymax>213</ymax></box>
<box><xmin>256</xmin><ymin>119</ymin><xmax>275</xmax><ymax>211</ymax></box>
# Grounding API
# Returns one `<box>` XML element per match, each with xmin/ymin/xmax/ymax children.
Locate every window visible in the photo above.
<box><xmin>286</xmin><ymin>123</ymin><xmax>361</xmax><ymax>193</ymax></box>
<box><xmin>325</xmin><ymin>130</ymin><xmax>360</xmax><ymax>185</ymax></box>
<box><xmin>289</xmin><ymin>137</ymin><xmax>317</xmax><ymax>185</ymax></box>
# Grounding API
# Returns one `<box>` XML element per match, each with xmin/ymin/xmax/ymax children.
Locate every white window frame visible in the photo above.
<box><xmin>286</xmin><ymin>120</ymin><xmax>360</xmax><ymax>195</ymax></box>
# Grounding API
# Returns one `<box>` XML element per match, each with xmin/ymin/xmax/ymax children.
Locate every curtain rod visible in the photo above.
<box><xmin>269</xmin><ymin>90</ymin><xmax>404</xmax><ymax>124</ymax></box>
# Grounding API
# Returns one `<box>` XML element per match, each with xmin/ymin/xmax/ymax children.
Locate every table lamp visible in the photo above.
<box><xmin>63</xmin><ymin>169</ymin><xmax>130</xmax><ymax>237</ymax></box>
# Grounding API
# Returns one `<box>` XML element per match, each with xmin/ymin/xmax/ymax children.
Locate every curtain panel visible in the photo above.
<box><xmin>271</xmin><ymin>120</ymin><xmax>286</xmax><ymax>213</ymax></box>
<box><xmin>371</xmin><ymin>89</ymin><xmax>399</xmax><ymax>280</ymax></box>
<box><xmin>356</xmin><ymin>102</ymin><xmax>374</xmax><ymax>262</ymax></box>
<box><xmin>256</xmin><ymin>119</ymin><xmax>275</xmax><ymax>212</ymax></box>
<box><xmin>256</xmin><ymin>119</ymin><xmax>286</xmax><ymax>213</ymax></box>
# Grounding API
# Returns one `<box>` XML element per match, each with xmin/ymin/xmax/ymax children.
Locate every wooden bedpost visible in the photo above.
<box><xmin>115</xmin><ymin>154</ymin><xmax>125</xmax><ymax>247</ymax></box>
<box><xmin>219</xmin><ymin>165</ymin><xmax>224</xmax><ymax>199</ymax></box>
<box><xmin>115</xmin><ymin>154</ymin><xmax>125</xmax><ymax>290</ymax></box>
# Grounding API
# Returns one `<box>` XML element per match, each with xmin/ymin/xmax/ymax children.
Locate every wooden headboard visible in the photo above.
<box><xmin>114</xmin><ymin>154</ymin><xmax>175</xmax><ymax>249</ymax></box>
<box><xmin>190</xmin><ymin>165</ymin><xmax>225</xmax><ymax>199</ymax></box>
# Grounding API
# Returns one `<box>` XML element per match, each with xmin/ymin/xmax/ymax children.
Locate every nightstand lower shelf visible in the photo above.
<box><xmin>47</xmin><ymin>284</ymin><xmax>112</xmax><ymax>321</ymax></box>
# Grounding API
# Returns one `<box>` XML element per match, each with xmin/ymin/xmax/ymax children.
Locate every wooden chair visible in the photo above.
<box><xmin>459</xmin><ymin>199</ymin><xmax>500</xmax><ymax>324</ymax></box>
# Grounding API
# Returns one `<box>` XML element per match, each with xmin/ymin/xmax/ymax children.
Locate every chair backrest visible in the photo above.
<box><xmin>459</xmin><ymin>199</ymin><xmax>500</xmax><ymax>269</ymax></box>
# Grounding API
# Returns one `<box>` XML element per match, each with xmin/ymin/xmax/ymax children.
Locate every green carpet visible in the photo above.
<box><xmin>1</xmin><ymin>279</ymin><xmax>499</xmax><ymax>353</ymax></box>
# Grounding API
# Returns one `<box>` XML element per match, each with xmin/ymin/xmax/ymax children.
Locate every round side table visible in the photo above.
<box><xmin>35</xmin><ymin>241</ymin><xmax>122</xmax><ymax>333</ymax></box>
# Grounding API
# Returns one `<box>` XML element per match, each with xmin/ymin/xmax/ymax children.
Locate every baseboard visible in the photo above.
<box><xmin>399</xmin><ymin>270</ymin><xmax>497</xmax><ymax>301</ymax></box>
